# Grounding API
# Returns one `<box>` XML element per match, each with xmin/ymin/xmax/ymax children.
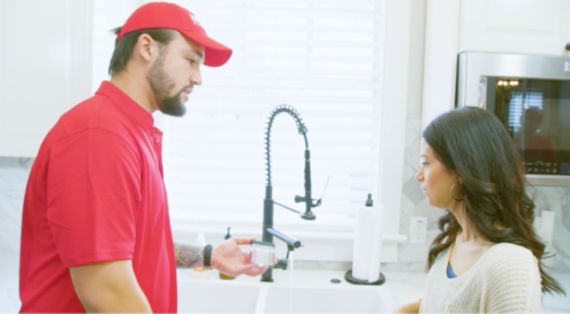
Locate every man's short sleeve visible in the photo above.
<box><xmin>46</xmin><ymin>128</ymin><xmax>142</xmax><ymax>267</ymax></box>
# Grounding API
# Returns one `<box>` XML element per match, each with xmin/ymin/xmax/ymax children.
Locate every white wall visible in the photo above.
<box><xmin>0</xmin><ymin>0</ymin><xmax>93</xmax><ymax>157</ymax></box>
<box><xmin>420</xmin><ymin>0</ymin><xmax>460</xmax><ymax>129</ymax></box>
<box><xmin>91</xmin><ymin>0</ymin><xmax>141</xmax><ymax>91</ymax></box>
<box><xmin>421</xmin><ymin>0</ymin><xmax>570</xmax><ymax>129</ymax></box>
<box><xmin>460</xmin><ymin>0</ymin><xmax>570</xmax><ymax>55</ymax></box>
<box><xmin>377</xmin><ymin>0</ymin><xmax>426</xmax><ymax>242</ymax></box>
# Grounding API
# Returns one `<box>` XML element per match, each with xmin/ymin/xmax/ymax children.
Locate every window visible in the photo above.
<box><xmin>507</xmin><ymin>90</ymin><xmax>544</xmax><ymax>131</ymax></box>
<box><xmin>92</xmin><ymin>0</ymin><xmax>386</xmax><ymax>241</ymax></box>
<box><xmin>162</xmin><ymin>0</ymin><xmax>385</xmax><ymax>237</ymax></box>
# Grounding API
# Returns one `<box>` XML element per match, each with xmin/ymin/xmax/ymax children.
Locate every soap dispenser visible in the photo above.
<box><xmin>219</xmin><ymin>226</ymin><xmax>236</xmax><ymax>280</ymax></box>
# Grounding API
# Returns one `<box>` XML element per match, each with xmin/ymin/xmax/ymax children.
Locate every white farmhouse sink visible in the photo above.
<box><xmin>261</xmin><ymin>284</ymin><xmax>392</xmax><ymax>313</ymax></box>
<box><xmin>178</xmin><ymin>280</ymin><xmax>261</xmax><ymax>313</ymax></box>
<box><xmin>177</xmin><ymin>270</ymin><xmax>395</xmax><ymax>313</ymax></box>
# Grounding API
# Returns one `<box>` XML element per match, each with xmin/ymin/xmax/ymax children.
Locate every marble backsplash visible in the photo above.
<box><xmin>2</xmin><ymin>141</ymin><xmax>570</xmax><ymax>273</ymax></box>
<box><xmin>0</xmin><ymin>157</ymin><xmax>32</xmax><ymax>277</ymax></box>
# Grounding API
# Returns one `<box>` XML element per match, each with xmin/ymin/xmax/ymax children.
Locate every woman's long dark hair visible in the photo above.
<box><xmin>423</xmin><ymin>106</ymin><xmax>564</xmax><ymax>295</ymax></box>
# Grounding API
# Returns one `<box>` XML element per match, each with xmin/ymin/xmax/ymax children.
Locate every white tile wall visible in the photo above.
<box><xmin>0</xmin><ymin>157</ymin><xmax>29</xmax><ymax>312</ymax></box>
<box><xmin>0</xmin><ymin>157</ymin><xmax>29</xmax><ymax>258</ymax></box>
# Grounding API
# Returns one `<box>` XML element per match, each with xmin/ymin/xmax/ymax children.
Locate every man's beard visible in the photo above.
<box><xmin>147</xmin><ymin>51</ymin><xmax>190</xmax><ymax>117</ymax></box>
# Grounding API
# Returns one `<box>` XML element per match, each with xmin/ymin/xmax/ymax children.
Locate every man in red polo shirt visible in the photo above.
<box><xmin>19</xmin><ymin>2</ymin><xmax>265</xmax><ymax>312</ymax></box>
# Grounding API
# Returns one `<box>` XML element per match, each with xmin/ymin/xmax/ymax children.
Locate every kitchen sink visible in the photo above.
<box><xmin>177</xmin><ymin>274</ymin><xmax>394</xmax><ymax>313</ymax></box>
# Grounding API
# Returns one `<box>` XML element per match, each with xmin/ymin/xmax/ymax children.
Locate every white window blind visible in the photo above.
<box><xmin>163</xmin><ymin>0</ymin><xmax>385</xmax><ymax>235</ymax></box>
<box><xmin>92</xmin><ymin>0</ymin><xmax>385</xmax><ymax>237</ymax></box>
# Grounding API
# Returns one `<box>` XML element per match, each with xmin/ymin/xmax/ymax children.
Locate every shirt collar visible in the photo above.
<box><xmin>96</xmin><ymin>81</ymin><xmax>155</xmax><ymax>129</ymax></box>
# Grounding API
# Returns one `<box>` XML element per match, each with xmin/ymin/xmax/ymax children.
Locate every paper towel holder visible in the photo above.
<box><xmin>345</xmin><ymin>193</ymin><xmax>385</xmax><ymax>285</ymax></box>
<box><xmin>344</xmin><ymin>270</ymin><xmax>385</xmax><ymax>285</ymax></box>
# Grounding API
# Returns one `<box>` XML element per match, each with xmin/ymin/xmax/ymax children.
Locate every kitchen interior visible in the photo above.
<box><xmin>1</xmin><ymin>0</ymin><xmax>570</xmax><ymax>312</ymax></box>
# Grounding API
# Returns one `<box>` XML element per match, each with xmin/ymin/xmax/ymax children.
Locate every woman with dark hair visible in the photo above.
<box><xmin>395</xmin><ymin>107</ymin><xmax>565</xmax><ymax>313</ymax></box>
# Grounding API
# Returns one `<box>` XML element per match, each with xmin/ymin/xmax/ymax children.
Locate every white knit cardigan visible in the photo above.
<box><xmin>419</xmin><ymin>242</ymin><xmax>542</xmax><ymax>313</ymax></box>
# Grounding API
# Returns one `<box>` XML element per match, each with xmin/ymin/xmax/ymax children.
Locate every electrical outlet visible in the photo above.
<box><xmin>409</xmin><ymin>216</ymin><xmax>427</xmax><ymax>243</ymax></box>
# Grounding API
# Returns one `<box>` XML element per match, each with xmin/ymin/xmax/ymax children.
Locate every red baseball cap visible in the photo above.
<box><xmin>117</xmin><ymin>2</ymin><xmax>232</xmax><ymax>67</ymax></box>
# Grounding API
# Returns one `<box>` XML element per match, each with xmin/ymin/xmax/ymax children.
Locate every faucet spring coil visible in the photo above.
<box><xmin>264</xmin><ymin>104</ymin><xmax>309</xmax><ymax>186</ymax></box>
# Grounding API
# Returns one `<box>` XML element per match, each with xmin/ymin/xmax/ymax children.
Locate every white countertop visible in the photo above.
<box><xmin>178</xmin><ymin>268</ymin><xmax>570</xmax><ymax>313</ymax></box>
<box><xmin>1</xmin><ymin>266</ymin><xmax>568</xmax><ymax>312</ymax></box>
<box><xmin>179</xmin><ymin>267</ymin><xmax>425</xmax><ymax>306</ymax></box>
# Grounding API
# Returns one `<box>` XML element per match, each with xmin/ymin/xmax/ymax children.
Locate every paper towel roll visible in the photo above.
<box><xmin>367</xmin><ymin>207</ymin><xmax>382</xmax><ymax>282</ymax></box>
<box><xmin>352</xmin><ymin>204</ymin><xmax>383</xmax><ymax>282</ymax></box>
<box><xmin>351</xmin><ymin>206</ymin><xmax>375</xmax><ymax>280</ymax></box>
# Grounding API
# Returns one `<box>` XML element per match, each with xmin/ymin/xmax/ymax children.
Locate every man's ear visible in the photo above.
<box><xmin>133</xmin><ymin>33</ymin><xmax>157</xmax><ymax>64</ymax></box>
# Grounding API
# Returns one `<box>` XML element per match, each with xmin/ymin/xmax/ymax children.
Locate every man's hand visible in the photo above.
<box><xmin>69</xmin><ymin>260</ymin><xmax>151</xmax><ymax>312</ymax></box>
<box><xmin>212</xmin><ymin>237</ymin><xmax>267</xmax><ymax>277</ymax></box>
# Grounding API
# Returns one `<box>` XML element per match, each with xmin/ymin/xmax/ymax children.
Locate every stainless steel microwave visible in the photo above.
<box><xmin>455</xmin><ymin>51</ymin><xmax>570</xmax><ymax>186</ymax></box>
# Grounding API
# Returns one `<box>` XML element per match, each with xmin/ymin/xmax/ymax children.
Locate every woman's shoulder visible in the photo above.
<box><xmin>486</xmin><ymin>242</ymin><xmax>535</xmax><ymax>260</ymax></box>
<box><xmin>475</xmin><ymin>243</ymin><xmax>542</xmax><ymax>312</ymax></box>
<box><xmin>479</xmin><ymin>242</ymin><xmax>538</xmax><ymax>276</ymax></box>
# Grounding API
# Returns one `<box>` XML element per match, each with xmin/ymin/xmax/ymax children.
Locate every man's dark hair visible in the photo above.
<box><xmin>108</xmin><ymin>28</ymin><xmax>176</xmax><ymax>75</ymax></box>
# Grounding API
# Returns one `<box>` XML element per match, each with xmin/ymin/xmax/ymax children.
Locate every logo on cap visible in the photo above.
<box><xmin>189</xmin><ymin>13</ymin><xmax>202</xmax><ymax>27</ymax></box>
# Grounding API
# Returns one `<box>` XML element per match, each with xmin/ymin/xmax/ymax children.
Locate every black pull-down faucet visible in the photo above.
<box><xmin>261</xmin><ymin>105</ymin><xmax>321</xmax><ymax>282</ymax></box>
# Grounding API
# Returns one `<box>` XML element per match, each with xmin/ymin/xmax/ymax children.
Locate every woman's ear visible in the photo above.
<box><xmin>454</xmin><ymin>172</ymin><xmax>463</xmax><ymax>184</ymax></box>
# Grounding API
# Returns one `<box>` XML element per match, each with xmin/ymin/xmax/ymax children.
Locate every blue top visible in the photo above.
<box><xmin>447</xmin><ymin>263</ymin><xmax>458</xmax><ymax>278</ymax></box>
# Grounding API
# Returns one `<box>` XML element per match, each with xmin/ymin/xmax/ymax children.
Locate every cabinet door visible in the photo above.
<box><xmin>460</xmin><ymin>0</ymin><xmax>570</xmax><ymax>55</ymax></box>
<box><xmin>0</xmin><ymin>0</ymin><xmax>92</xmax><ymax>157</ymax></box>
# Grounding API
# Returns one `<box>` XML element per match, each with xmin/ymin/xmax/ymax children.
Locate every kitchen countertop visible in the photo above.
<box><xmin>1</xmin><ymin>266</ymin><xmax>568</xmax><ymax>312</ymax></box>
<box><xmin>179</xmin><ymin>268</ymin><xmax>570</xmax><ymax>313</ymax></box>
<box><xmin>179</xmin><ymin>267</ymin><xmax>425</xmax><ymax>307</ymax></box>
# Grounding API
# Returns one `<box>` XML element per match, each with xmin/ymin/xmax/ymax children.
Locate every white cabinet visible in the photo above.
<box><xmin>0</xmin><ymin>0</ymin><xmax>92</xmax><ymax>157</ymax></box>
<box><xmin>422</xmin><ymin>0</ymin><xmax>570</xmax><ymax>128</ymax></box>
<box><xmin>460</xmin><ymin>0</ymin><xmax>570</xmax><ymax>55</ymax></box>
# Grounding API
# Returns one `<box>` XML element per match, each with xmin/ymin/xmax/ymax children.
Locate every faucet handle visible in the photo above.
<box><xmin>274</xmin><ymin>258</ymin><xmax>288</xmax><ymax>270</ymax></box>
<box><xmin>294</xmin><ymin>195</ymin><xmax>317</xmax><ymax>220</ymax></box>
<box><xmin>294</xmin><ymin>195</ymin><xmax>306</xmax><ymax>203</ymax></box>
<box><xmin>295</xmin><ymin>195</ymin><xmax>322</xmax><ymax>208</ymax></box>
